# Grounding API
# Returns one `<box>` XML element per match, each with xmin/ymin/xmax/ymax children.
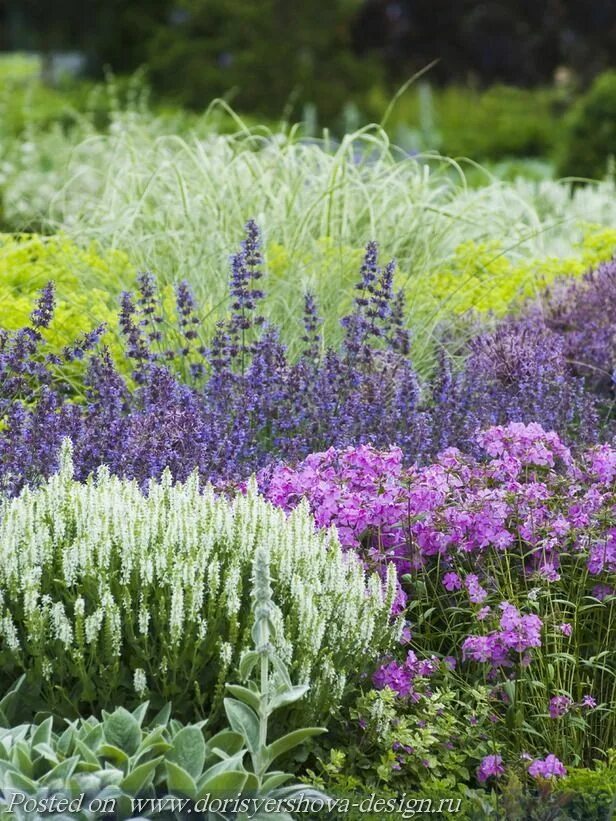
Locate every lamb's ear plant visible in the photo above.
<box><xmin>224</xmin><ymin>546</ymin><xmax>327</xmax><ymax>803</ymax></box>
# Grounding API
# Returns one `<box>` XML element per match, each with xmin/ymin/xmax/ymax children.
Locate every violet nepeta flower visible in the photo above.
<box><xmin>30</xmin><ymin>282</ymin><xmax>55</xmax><ymax>329</ymax></box>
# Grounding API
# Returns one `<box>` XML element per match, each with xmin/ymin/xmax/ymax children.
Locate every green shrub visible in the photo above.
<box><xmin>557</xmin><ymin>71</ymin><xmax>616</xmax><ymax>180</ymax></box>
<box><xmin>554</xmin><ymin>754</ymin><xmax>616</xmax><ymax>821</ymax></box>
<box><xmin>366</xmin><ymin>83</ymin><xmax>561</xmax><ymax>160</ymax></box>
<box><xmin>419</xmin><ymin>225</ymin><xmax>616</xmax><ymax>318</ymax></box>
<box><xmin>308</xmin><ymin>683</ymin><xmax>496</xmax><ymax>795</ymax></box>
<box><xmin>0</xmin><ymin>443</ymin><xmax>396</xmax><ymax>725</ymax></box>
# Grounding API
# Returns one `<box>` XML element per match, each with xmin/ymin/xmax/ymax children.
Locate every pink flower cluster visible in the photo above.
<box><xmin>476</xmin><ymin>422</ymin><xmax>573</xmax><ymax>471</ymax></box>
<box><xmin>372</xmin><ymin>650</ymin><xmax>438</xmax><ymax>699</ymax></box>
<box><xmin>462</xmin><ymin>603</ymin><xmax>543</xmax><ymax>668</ymax></box>
<box><xmin>262</xmin><ymin>444</ymin><xmax>409</xmax><ymax>566</ymax></box>
<box><xmin>260</xmin><ymin>422</ymin><xmax>616</xmax><ymax>593</ymax></box>
<box><xmin>477</xmin><ymin>754</ymin><xmax>505</xmax><ymax>783</ymax></box>
<box><xmin>527</xmin><ymin>754</ymin><xmax>567</xmax><ymax>779</ymax></box>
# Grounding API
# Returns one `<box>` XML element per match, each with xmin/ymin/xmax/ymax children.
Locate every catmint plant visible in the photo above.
<box><xmin>1</xmin><ymin>221</ymin><xmax>609</xmax><ymax>496</ymax></box>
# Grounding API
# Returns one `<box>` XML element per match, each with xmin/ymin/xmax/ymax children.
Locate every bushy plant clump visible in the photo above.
<box><xmin>0</xmin><ymin>233</ymin><xmax>130</xmax><ymax>351</ymax></box>
<box><xmin>529</xmin><ymin>257</ymin><xmax>616</xmax><ymax>397</ymax></box>
<box><xmin>557</xmin><ymin>71</ymin><xmax>616</xmax><ymax>180</ymax></box>
<box><xmin>261</xmin><ymin>422</ymin><xmax>616</xmax><ymax>767</ymax></box>
<box><xmin>419</xmin><ymin>227</ymin><xmax>616</xmax><ymax>318</ymax></box>
<box><xmin>0</xmin><ymin>442</ymin><xmax>396</xmax><ymax>725</ymax></box>
<box><xmin>0</xmin><ymin>222</ymin><xmax>605</xmax><ymax>496</ymax></box>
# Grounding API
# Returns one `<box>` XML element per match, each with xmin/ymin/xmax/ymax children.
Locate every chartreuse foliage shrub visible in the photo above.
<box><xmin>0</xmin><ymin>442</ymin><xmax>396</xmax><ymax>726</ymax></box>
<box><xmin>0</xmin><ymin>233</ymin><xmax>131</xmax><ymax>357</ymax></box>
<box><xmin>0</xmin><ymin>550</ymin><xmax>327</xmax><ymax>819</ymax></box>
<box><xmin>418</xmin><ymin>225</ymin><xmax>616</xmax><ymax>318</ymax></box>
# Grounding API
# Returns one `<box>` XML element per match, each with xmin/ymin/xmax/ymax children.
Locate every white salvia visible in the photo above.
<box><xmin>0</xmin><ymin>615</ymin><xmax>20</xmax><ymax>651</ymax></box>
<box><xmin>0</xmin><ymin>445</ymin><xmax>395</xmax><ymax>712</ymax></box>
<box><xmin>22</xmin><ymin>568</ymin><xmax>42</xmax><ymax>616</ymax></box>
<box><xmin>138</xmin><ymin>597</ymin><xmax>150</xmax><ymax>635</ymax></box>
<box><xmin>102</xmin><ymin>592</ymin><xmax>122</xmax><ymax>657</ymax></box>
<box><xmin>85</xmin><ymin>609</ymin><xmax>104</xmax><ymax>645</ymax></box>
<box><xmin>207</xmin><ymin>559</ymin><xmax>221</xmax><ymax>598</ymax></box>
<box><xmin>133</xmin><ymin>668</ymin><xmax>147</xmax><ymax>696</ymax></box>
<box><xmin>169</xmin><ymin>584</ymin><xmax>185</xmax><ymax>643</ymax></box>
<box><xmin>51</xmin><ymin>602</ymin><xmax>74</xmax><ymax>648</ymax></box>
<box><xmin>224</xmin><ymin>563</ymin><xmax>241</xmax><ymax>617</ymax></box>
<box><xmin>219</xmin><ymin>642</ymin><xmax>232</xmax><ymax>667</ymax></box>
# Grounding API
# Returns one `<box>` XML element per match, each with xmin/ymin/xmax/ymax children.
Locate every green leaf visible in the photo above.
<box><xmin>168</xmin><ymin>726</ymin><xmax>206</xmax><ymax>779</ymax></box>
<box><xmin>0</xmin><ymin>760</ymin><xmax>19</xmax><ymax>780</ymax></box>
<box><xmin>264</xmin><ymin>728</ymin><xmax>326</xmax><ymax>766</ymax></box>
<box><xmin>0</xmin><ymin>677</ymin><xmax>25</xmax><ymax>723</ymax></box>
<box><xmin>268</xmin><ymin>685</ymin><xmax>309</xmax><ymax>713</ymax></box>
<box><xmin>150</xmin><ymin>703</ymin><xmax>172</xmax><ymax>727</ymax></box>
<box><xmin>223</xmin><ymin>699</ymin><xmax>260</xmax><ymax>754</ymax></box>
<box><xmin>12</xmin><ymin>742</ymin><xmax>33</xmax><ymax>778</ymax></box>
<box><xmin>260</xmin><ymin>771</ymin><xmax>293</xmax><ymax>791</ymax></box>
<box><xmin>31</xmin><ymin>716</ymin><xmax>53</xmax><ymax>748</ymax></box>
<box><xmin>103</xmin><ymin>708</ymin><xmax>142</xmax><ymax>756</ymax></box>
<box><xmin>133</xmin><ymin>726</ymin><xmax>172</xmax><ymax>762</ymax></box>
<box><xmin>243</xmin><ymin>772</ymin><xmax>259</xmax><ymax>792</ymax></box>
<box><xmin>57</xmin><ymin>726</ymin><xmax>76</xmax><ymax>756</ymax></box>
<box><xmin>81</xmin><ymin>723</ymin><xmax>104</xmax><ymax>751</ymax></box>
<box><xmin>239</xmin><ymin>651</ymin><xmax>259</xmax><ymax>681</ymax></box>
<box><xmin>205</xmin><ymin>730</ymin><xmax>244</xmax><ymax>759</ymax></box>
<box><xmin>4</xmin><ymin>769</ymin><xmax>38</xmax><ymax>793</ymax></box>
<box><xmin>270</xmin><ymin>656</ymin><xmax>293</xmax><ymax>689</ymax></box>
<box><xmin>165</xmin><ymin>760</ymin><xmax>197</xmax><ymax>798</ymax></box>
<box><xmin>120</xmin><ymin>755</ymin><xmax>163</xmax><ymax>795</ymax></box>
<box><xmin>226</xmin><ymin>685</ymin><xmax>261</xmax><ymax>713</ymax></box>
<box><xmin>40</xmin><ymin>756</ymin><xmax>80</xmax><ymax>785</ymax></box>
<box><xmin>131</xmin><ymin>702</ymin><xmax>150</xmax><ymax>727</ymax></box>
<box><xmin>74</xmin><ymin>738</ymin><xmax>101</xmax><ymax>767</ymax></box>
<box><xmin>196</xmin><ymin>769</ymin><xmax>248</xmax><ymax>798</ymax></box>
<box><xmin>197</xmin><ymin>751</ymin><xmax>246</xmax><ymax>786</ymax></box>
<box><xmin>98</xmin><ymin>744</ymin><xmax>130</xmax><ymax>765</ymax></box>
<box><xmin>32</xmin><ymin>742</ymin><xmax>60</xmax><ymax>765</ymax></box>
